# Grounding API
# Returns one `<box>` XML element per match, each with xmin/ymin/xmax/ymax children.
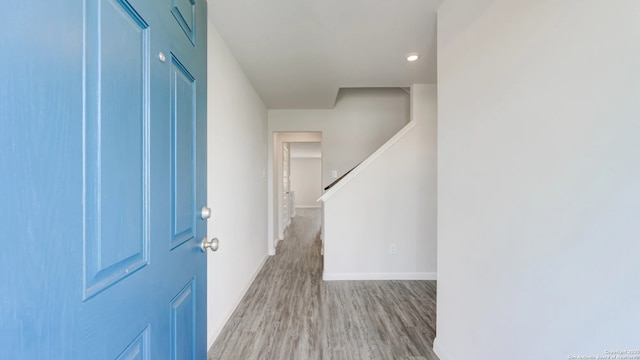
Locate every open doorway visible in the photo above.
<box><xmin>270</xmin><ymin>132</ymin><xmax>322</xmax><ymax>254</ymax></box>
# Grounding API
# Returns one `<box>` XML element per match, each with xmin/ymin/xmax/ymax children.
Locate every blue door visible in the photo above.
<box><xmin>0</xmin><ymin>0</ymin><xmax>208</xmax><ymax>358</ymax></box>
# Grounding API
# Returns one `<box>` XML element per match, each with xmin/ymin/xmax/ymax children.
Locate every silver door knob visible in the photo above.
<box><xmin>201</xmin><ymin>237</ymin><xmax>219</xmax><ymax>252</ymax></box>
<box><xmin>201</xmin><ymin>206</ymin><xmax>212</xmax><ymax>220</ymax></box>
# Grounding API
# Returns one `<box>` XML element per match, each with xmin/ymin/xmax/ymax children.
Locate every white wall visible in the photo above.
<box><xmin>321</xmin><ymin>84</ymin><xmax>437</xmax><ymax>280</ymax></box>
<box><xmin>268</xmin><ymin>88</ymin><xmax>410</xmax><ymax>253</ymax></box>
<box><xmin>290</xmin><ymin>157</ymin><xmax>322</xmax><ymax>208</ymax></box>
<box><xmin>269</xmin><ymin>88</ymin><xmax>409</xmax><ymax>187</ymax></box>
<box><xmin>206</xmin><ymin>21</ymin><xmax>268</xmax><ymax>348</ymax></box>
<box><xmin>436</xmin><ymin>1</ymin><xmax>640</xmax><ymax>359</ymax></box>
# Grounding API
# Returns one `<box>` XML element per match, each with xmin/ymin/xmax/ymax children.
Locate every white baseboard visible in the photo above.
<box><xmin>433</xmin><ymin>337</ymin><xmax>450</xmax><ymax>360</ymax></box>
<box><xmin>207</xmin><ymin>254</ymin><xmax>269</xmax><ymax>350</ymax></box>
<box><xmin>268</xmin><ymin>239</ymin><xmax>277</xmax><ymax>256</ymax></box>
<box><xmin>295</xmin><ymin>205</ymin><xmax>321</xmax><ymax>209</ymax></box>
<box><xmin>272</xmin><ymin>237</ymin><xmax>283</xmax><ymax>254</ymax></box>
<box><xmin>323</xmin><ymin>272</ymin><xmax>437</xmax><ymax>281</ymax></box>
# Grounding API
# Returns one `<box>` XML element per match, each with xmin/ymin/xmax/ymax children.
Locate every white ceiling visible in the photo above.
<box><xmin>208</xmin><ymin>0</ymin><xmax>444</xmax><ymax>109</ymax></box>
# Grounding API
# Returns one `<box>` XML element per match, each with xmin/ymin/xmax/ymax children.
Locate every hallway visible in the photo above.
<box><xmin>208</xmin><ymin>209</ymin><xmax>438</xmax><ymax>360</ymax></box>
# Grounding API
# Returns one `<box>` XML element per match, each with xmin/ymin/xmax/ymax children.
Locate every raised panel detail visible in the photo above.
<box><xmin>170</xmin><ymin>54</ymin><xmax>196</xmax><ymax>249</ymax></box>
<box><xmin>116</xmin><ymin>326</ymin><xmax>150</xmax><ymax>360</ymax></box>
<box><xmin>170</xmin><ymin>279</ymin><xmax>196</xmax><ymax>360</ymax></box>
<box><xmin>171</xmin><ymin>0</ymin><xmax>196</xmax><ymax>45</ymax></box>
<box><xmin>83</xmin><ymin>0</ymin><xmax>150</xmax><ymax>300</ymax></box>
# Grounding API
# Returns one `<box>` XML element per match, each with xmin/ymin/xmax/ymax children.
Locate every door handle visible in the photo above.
<box><xmin>200</xmin><ymin>237</ymin><xmax>219</xmax><ymax>252</ymax></box>
<box><xmin>201</xmin><ymin>206</ymin><xmax>212</xmax><ymax>220</ymax></box>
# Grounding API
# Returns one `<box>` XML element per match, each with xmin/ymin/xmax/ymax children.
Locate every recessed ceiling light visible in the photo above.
<box><xmin>406</xmin><ymin>53</ymin><xmax>419</xmax><ymax>62</ymax></box>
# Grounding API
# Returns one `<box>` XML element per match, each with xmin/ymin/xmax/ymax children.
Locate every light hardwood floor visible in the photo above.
<box><xmin>208</xmin><ymin>209</ymin><xmax>439</xmax><ymax>360</ymax></box>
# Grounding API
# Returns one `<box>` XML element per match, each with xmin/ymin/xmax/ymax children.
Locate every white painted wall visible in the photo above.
<box><xmin>320</xmin><ymin>84</ymin><xmax>437</xmax><ymax>280</ymax></box>
<box><xmin>268</xmin><ymin>88</ymin><xmax>410</xmax><ymax>253</ymax></box>
<box><xmin>290</xmin><ymin>157</ymin><xmax>322</xmax><ymax>208</ymax></box>
<box><xmin>206</xmin><ymin>21</ymin><xmax>268</xmax><ymax>348</ymax></box>
<box><xmin>436</xmin><ymin>1</ymin><xmax>640</xmax><ymax>359</ymax></box>
<box><xmin>269</xmin><ymin>88</ymin><xmax>409</xmax><ymax>187</ymax></box>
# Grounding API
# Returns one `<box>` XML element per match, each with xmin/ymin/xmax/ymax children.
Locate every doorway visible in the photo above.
<box><xmin>270</xmin><ymin>132</ymin><xmax>322</xmax><ymax>254</ymax></box>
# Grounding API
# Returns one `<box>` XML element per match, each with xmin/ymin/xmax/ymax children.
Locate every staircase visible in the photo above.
<box><xmin>318</xmin><ymin>84</ymin><xmax>438</xmax><ymax>281</ymax></box>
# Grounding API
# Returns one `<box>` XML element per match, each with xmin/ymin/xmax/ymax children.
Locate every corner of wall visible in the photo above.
<box><xmin>432</xmin><ymin>337</ymin><xmax>450</xmax><ymax>360</ymax></box>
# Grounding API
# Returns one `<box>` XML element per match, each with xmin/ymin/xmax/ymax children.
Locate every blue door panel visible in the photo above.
<box><xmin>171</xmin><ymin>0</ymin><xmax>196</xmax><ymax>45</ymax></box>
<box><xmin>171</xmin><ymin>54</ymin><xmax>197</xmax><ymax>249</ymax></box>
<box><xmin>170</xmin><ymin>279</ymin><xmax>197</xmax><ymax>360</ymax></box>
<box><xmin>116</xmin><ymin>326</ymin><xmax>150</xmax><ymax>360</ymax></box>
<box><xmin>84</xmin><ymin>0</ymin><xmax>151</xmax><ymax>300</ymax></box>
<box><xmin>0</xmin><ymin>0</ymin><xmax>208</xmax><ymax>357</ymax></box>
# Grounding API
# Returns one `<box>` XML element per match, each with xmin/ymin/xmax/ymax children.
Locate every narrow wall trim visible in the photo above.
<box><xmin>323</xmin><ymin>272</ymin><xmax>436</xmax><ymax>281</ymax></box>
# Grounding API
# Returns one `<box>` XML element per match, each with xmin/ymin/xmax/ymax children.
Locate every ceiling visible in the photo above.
<box><xmin>208</xmin><ymin>0</ymin><xmax>444</xmax><ymax>109</ymax></box>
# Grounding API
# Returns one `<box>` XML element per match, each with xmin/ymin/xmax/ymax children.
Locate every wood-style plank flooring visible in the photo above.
<box><xmin>208</xmin><ymin>209</ymin><xmax>439</xmax><ymax>360</ymax></box>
